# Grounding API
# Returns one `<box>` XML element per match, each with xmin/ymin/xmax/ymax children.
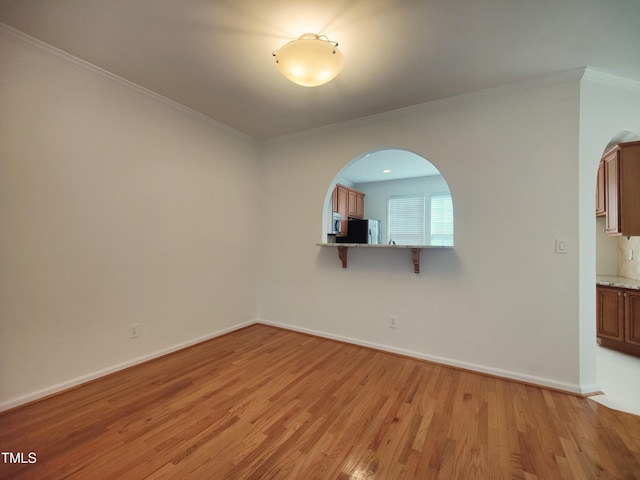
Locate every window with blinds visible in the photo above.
<box><xmin>430</xmin><ymin>194</ymin><xmax>454</xmax><ymax>246</ymax></box>
<box><xmin>387</xmin><ymin>195</ymin><xmax>426</xmax><ymax>245</ymax></box>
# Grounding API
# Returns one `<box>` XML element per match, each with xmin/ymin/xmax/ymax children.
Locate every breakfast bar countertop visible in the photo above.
<box><xmin>316</xmin><ymin>243</ymin><xmax>453</xmax><ymax>273</ymax></box>
<box><xmin>316</xmin><ymin>243</ymin><xmax>453</xmax><ymax>249</ymax></box>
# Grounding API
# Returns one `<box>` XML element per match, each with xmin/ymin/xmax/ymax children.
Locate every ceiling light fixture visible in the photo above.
<box><xmin>273</xmin><ymin>33</ymin><xmax>344</xmax><ymax>87</ymax></box>
<box><xmin>383</xmin><ymin>169</ymin><xmax>391</xmax><ymax>173</ymax></box>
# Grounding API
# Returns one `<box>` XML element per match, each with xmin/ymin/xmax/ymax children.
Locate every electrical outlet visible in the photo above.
<box><xmin>129</xmin><ymin>323</ymin><xmax>140</xmax><ymax>339</ymax></box>
<box><xmin>389</xmin><ymin>315</ymin><xmax>397</xmax><ymax>329</ymax></box>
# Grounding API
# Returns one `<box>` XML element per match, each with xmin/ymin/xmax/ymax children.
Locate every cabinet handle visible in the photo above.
<box><xmin>618</xmin><ymin>292</ymin><xmax>622</xmax><ymax>296</ymax></box>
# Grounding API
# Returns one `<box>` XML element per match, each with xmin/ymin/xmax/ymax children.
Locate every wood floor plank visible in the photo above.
<box><xmin>1</xmin><ymin>324</ymin><xmax>640</xmax><ymax>479</ymax></box>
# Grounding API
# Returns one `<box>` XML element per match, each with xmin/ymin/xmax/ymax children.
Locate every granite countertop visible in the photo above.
<box><xmin>317</xmin><ymin>243</ymin><xmax>453</xmax><ymax>249</ymax></box>
<box><xmin>596</xmin><ymin>275</ymin><xmax>640</xmax><ymax>290</ymax></box>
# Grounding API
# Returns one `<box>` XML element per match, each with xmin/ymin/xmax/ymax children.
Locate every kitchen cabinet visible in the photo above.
<box><xmin>347</xmin><ymin>190</ymin><xmax>365</xmax><ymax>218</ymax></box>
<box><xmin>355</xmin><ymin>192</ymin><xmax>365</xmax><ymax>218</ymax></box>
<box><xmin>596</xmin><ymin>286</ymin><xmax>624</xmax><ymax>342</ymax></box>
<box><xmin>602</xmin><ymin>140</ymin><xmax>640</xmax><ymax>236</ymax></box>
<box><xmin>627</xmin><ymin>289</ymin><xmax>640</xmax><ymax>348</ymax></box>
<box><xmin>333</xmin><ymin>184</ymin><xmax>365</xmax><ymax>235</ymax></box>
<box><xmin>596</xmin><ymin>285</ymin><xmax>640</xmax><ymax>358</ymax></box>
<box><xmin>335</xmin><ymin>185</ymin><xmax>349</xmax><ymax>235</ymax></box>
<box><xmin>595</xmin><ymin>159</ymin><xmax>605</xmax><ymax>217</ymax></box>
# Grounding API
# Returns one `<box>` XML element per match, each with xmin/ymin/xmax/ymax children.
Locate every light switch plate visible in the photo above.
<box><xmin>555</xmin><ymin>239</ymin><xmax>568</xmax><ymax>254</ymax></box>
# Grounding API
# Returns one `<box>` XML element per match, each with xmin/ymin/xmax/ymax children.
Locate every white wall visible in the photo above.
<box><xmin>258</xmin><ymin>78</ymin><xmax>588</xmax><ymax>393</ymax></box>
<box><xmin>0</xmin><ymin>31</ymin><xmax>260</xmax><ymax>408</ymax></box>
<box><xmin>354</xmin><ymin>175</ymin><xmax>450</xmax><ymax>244</ymax></box>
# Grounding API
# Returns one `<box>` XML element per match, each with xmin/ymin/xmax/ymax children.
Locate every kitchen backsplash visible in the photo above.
<box><xmin>618</xmin><ymin>236</ymin><xmax>640</xmax><ymax>280</ymax></box>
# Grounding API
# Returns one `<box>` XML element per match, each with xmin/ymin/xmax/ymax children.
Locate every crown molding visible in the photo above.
<box><xmin>265</xmin><ymin>68</ymin><xmax>590</xmax><ymax>145</ymax></box>
<box><xmin>0</xmin><ymin>22</ymin><xmax>257</xmax><ymax>145</ymax></box>
<box><xmin>581</xmin><ymin>66</ymin><xmax>640</xmax><ymax>92</ymax></box>
<box><xmin>266</xmin><ymin>66</ymin><xmax>640</xmax><ymax>145</ymax></box>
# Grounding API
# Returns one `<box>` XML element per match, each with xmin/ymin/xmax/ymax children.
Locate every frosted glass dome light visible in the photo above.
<box><xmin>273</xmin><ymin>33</ymin><xmax>344</xmax><ymax>87</ymax></box>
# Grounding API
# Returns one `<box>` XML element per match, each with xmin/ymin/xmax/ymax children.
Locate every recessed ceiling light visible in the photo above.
<box><xmin>383</xmin><ymin>169</ymin><xmax>391</xmax><ymax>173</ymax></box>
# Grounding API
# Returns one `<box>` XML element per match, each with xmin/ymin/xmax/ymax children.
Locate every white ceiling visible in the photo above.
<box><xmin>340</xmin><ymin>149</ymin><xmax>441</xmax><ymax>184</ymax></box>
<box><xmin>1</xmin><ymin>0</ymin><xmax>640</xmax><ymax>140</ymax></box>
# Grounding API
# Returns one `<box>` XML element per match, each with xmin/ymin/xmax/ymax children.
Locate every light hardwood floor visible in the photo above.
<box><xmin>1</xmin><ymin>324</ymin><xmax>639</xmax><ymax>479</ymax></box>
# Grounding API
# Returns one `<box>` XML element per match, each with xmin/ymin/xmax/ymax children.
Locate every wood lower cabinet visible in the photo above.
<box><xmin>596</xmin><ymin>286</ymin><xmax>624</xmax><ymax>341</ymax></box>
<box><xmin>597</xmin><ymin>285</ymin><xmax>640</xmax><ymax>358</ymax></box>
<box><xmin>626</xmin><ymin>289</ymin><xmax>640</xmax><ymax>348</ymax></box>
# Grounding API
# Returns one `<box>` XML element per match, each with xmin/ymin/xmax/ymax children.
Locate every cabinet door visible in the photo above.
<box><xmin>596</xmin><ymin>286</ymin><xmax>624</xmax><ymax>341</ymax></box>
<box><xmin>604</xmin><ymin>151</ymin><xmax>620</xmax><ymax>234</ymax></box>
<box><xmin>596</xmin><ymin>160</ymin><xmax>605</xmax><ymax>216</ymax></box>
<box><xmin>336</xmin><ymin>185</ymin><xmax>349</xmax><ymax>235</ymax></box>
<box><xmin>618</xmin><ymin>143</ymin><xmax>640</xmax><ymax>236</ymax></box>
<box><xmin>355</xmin><ymin>193</ymin><xmax>365</xmax><ymax>218</ymax></box>
<box><xmin>625</xmin><ymin>290</ymin><xmax>640</xmax><ymax>347</ymax></box>
<box><xmin>347</xmin><ymin>190</ymin><xmax>357</xmax><ymax>217</ymax></box>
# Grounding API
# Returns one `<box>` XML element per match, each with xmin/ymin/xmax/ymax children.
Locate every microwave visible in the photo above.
<box><xmin>331</xmin><ymin>212</ymin><xmax>342</xmax><ymax>234</ymax></box>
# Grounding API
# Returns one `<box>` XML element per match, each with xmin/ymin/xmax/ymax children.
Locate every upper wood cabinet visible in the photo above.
<box><xmin>347</xmin><ymin>190</ymin><xmax>357</xmax><ymax>217</ymax></box>
<box><xmin>347</xmin><ymin>189</ymin><xmax>365</xmax><ymax>218</ymax></box>
<box><xmin>602</xmin><ymin>141</ymin><xmax>640</xmax><ymax>236</ymax></box>
<box><xmin>356</xmin><ymin>193</ymin><xmax>365</xmax><ymax>218</ymax></box>
<box><xmin>335</xmin><ymin>184</ymin><xmax>349</xmax><ymax>235</ymax></box>
<box><xmin>333</xmin><ymin>184</ymin><xmax>365</xmax><ymax>235</ymax></box>
<box><xmin>595</xmin><ymin>159</ymin><xmax>606</xmax><ymax>217</ymax></box>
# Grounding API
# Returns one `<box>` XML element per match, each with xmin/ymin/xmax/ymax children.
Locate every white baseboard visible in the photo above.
<box><xmin>2</xmin><ymin>318</ymin><xmax>600</xmax><ymax>412</ymax></box>
<box><xmin>0</xmin><ymin>320</ymin><xmax>256</xmax><ymax>412</ymax></box>
<box><xmin>257</xmin><ymin>318</ymin><xmax>600</xmax><ymax>396</ymax></box>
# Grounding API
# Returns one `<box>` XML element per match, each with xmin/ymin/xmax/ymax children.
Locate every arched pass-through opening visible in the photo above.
<box><xmin>319</xmin><ymin>148</ymin><xmax>454</xmax><ymax>272</ymax></box>
<box><xmin>590</xmin><ymin>130</ymin><xmax>640</xmax><ymax>416</ymax></box>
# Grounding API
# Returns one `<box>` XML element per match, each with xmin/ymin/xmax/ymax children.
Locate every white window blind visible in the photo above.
<box><xmin>387</xmin><ymin>195</ymin><xmax>425</xmax><ymax>245</ymax></box>
<box><xmin>430</xmin><ymin>194</ymin><xmax>454</xmax><ymax>246</ymax></box>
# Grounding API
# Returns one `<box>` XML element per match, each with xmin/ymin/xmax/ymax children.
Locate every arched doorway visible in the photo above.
<box><xmin>590</xmin><ymin>131</ymin><xmax>640</xmax><ymax>415</ymax></box>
